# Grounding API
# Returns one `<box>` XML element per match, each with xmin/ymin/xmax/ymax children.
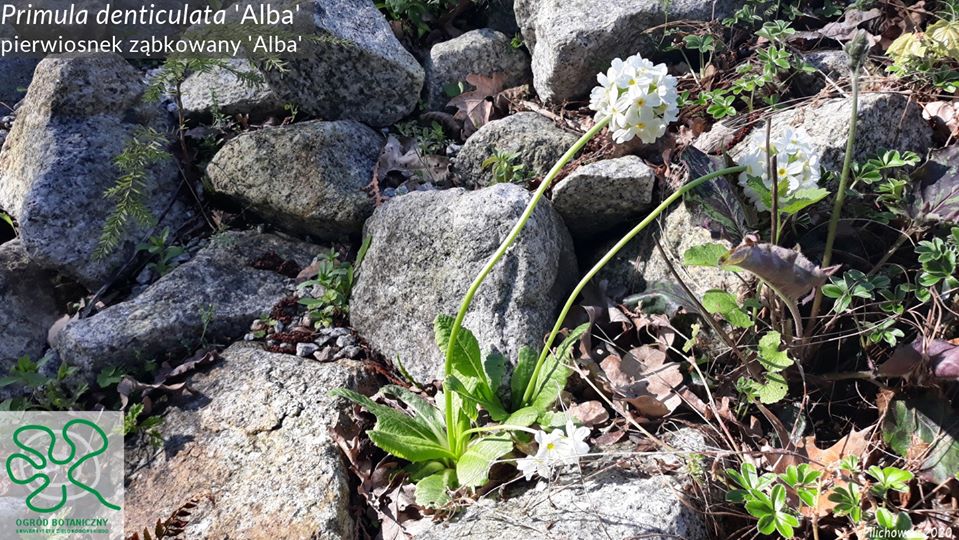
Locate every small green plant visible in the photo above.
<box><xmin>0</xmin><ymin>355</ymin><xmax>88</xmax><ymax>411</ymax></box>
<box><xmin>298</xmin><ymin>251</ymin><xmax>355</xmax><ymax>328</ymax></box>
<box><xmin>482</xmin><ymin>150</ymin><xmax>528</xmax><ymax>184</ymax></box>
<box><xmin>725</xmin><ymin>463</ymin><xmax>804</xmax><ymax>537</ymax></box>
<box><xmin>136</xmin><ymin>227</ymin><xmax>186</xmax><ymax>277</ymax></box>
<box><xmin>395</xmin><ymin>120</ymin><xmax>449</xmax><ymax>156</ymax></box>
<box><xmin>866</xmin><ymin>466</ymin><xmax>913</xmax><ymax>498</ymax></box>
<box><xmin>0</xmin><ymin>211</ymin><xmax>15</xmax><ymax>237</ymax></box>
<box><xmin>375</xmin><ymin>0</ymin><xmax>457</xmax><ymax>37</ymax></box>
<box><xmin>124</xmin><ymin>403</ymin><xmax>164</xmax><ymax>448</ymax></box>
<box><xmin>829</xmin><ymin>483</ymin><xmax>863</xmax><ymax>523</ymax></box>
<box><xmin>870</xmin><ymin>508</ymin><xmax>925</xmax><ymax>540</ymax></box>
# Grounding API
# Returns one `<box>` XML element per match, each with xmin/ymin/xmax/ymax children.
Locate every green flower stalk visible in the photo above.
<box><xmin>441</xmin><ymin>117</ymin><xmax>609</xmax><ymax>450</ymax></box>
<box><xmin>521</xmin><ymin>165</ymin><xmax>747</xmax><ymax>405</ymax></box>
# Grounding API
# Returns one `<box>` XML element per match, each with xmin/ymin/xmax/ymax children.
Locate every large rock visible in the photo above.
<box><xmin>418</xmin><ymin>468</ymin><xmax>707</xmax><ymax>539</ymax></box>
<box><xmin>453</xmin><ymin>112</ymin><xmax>577</xmax><ymax>187</ymax></box>
<box><xmin>256</xmin><ymin>0</ymin><xmax>424</xmax><ymax>127</ymax></box>
<box><xmin>551</xmin><ymin>156</ymin><xmax>656</xmax><ymax>238</ymax></box>
<box><xmin>514</xmin><ymin>0</ymin><xmax>733</xmax><ymax>102</ymax></box>
<box><xmin>179</xmin><ymin>58</ymin><xmax>283</xmax><ymax>120</ymax></box>
<box><xmin>0</xmin><ymin>54</ymin><xmax>185</xmax><ymax>289</ymax></box>
<box><xmin>423</xmin><ymin>28</ymin><xmax>530</xmax><ymax>110</ymax></box>
<box><xmin>597</xmin><ymin>201</ymin><xmax>744</xmax><ymax>301</ymax></box>
<box><xmin>54</xmin><ymin>231</ymin><xmax>317</xmax><ymax>378</ymax></box>
<box><xmin>125</xmin><ymin>342</ymin><xmax>375</xmax><ymax>540</ymax></box>
<box><xmin>351</xmin><ymin>183</ymin><xmax>577</xmax><ymax>382</ymax></box>
<box><xmin>0</xmin><ymin>240</ymin><xmax>60</xmax><ymax>382</ymax></box>
<box><xmin>206</xmin><ymin>120</ymin><xmax>380</xmax><ymax>240</ymax></box>
<box><xmin>729</xmin><ymin>93</ymin><xmax>931</xmax><ymax>172</ymax></box>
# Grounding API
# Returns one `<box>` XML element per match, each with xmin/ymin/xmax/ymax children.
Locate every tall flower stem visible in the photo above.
<box><xmin>443</xmin><ymin>118</ymin><xmax>610</xmax><ymax>451</ymax></box>
<box><xmin>521</xmin><ymin>165</ymin><xmax>747</xmax><ymax>405</ymax></box>
<box><xmin>806</xmin><ymin>60</ymin><xmax>860</xmax><ymax>337</ymax></box>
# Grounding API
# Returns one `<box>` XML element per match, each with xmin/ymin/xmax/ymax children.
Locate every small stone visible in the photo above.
<box><xmin>334</xmin><ymin>334</ymin><xmax>356</xmax><ymax>349</ymax></box>
<box><xmin>793</xmin><ymin>50</ymin><xmax>850</xmax><ymax>96</ymax></box>
<box><xmin>313</xmin><ymin>346</ymin><xmax>336</xmax><ymax>362</ymax></box>
<box><xmin>329</xmin><ymin>327</ymin><xmax>351</xmax><ymax>337</ymax></box>
<box><xmin>334</xmin><ymin>346</ymin><xmax>363</xmax><ymax>360</ymax></box>
<box><xmin>296</xmin><ymin>342</ymin><xmax>320</xmax><ymax>358</ymax></box>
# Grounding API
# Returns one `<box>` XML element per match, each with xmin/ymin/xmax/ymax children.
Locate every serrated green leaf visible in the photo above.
<box><xmin>415</xmin><ymin>469</ymin><xmax>457</xmax><ymax>508</ymax></box>
<box><xmin>702</xmin><ymin>289</ymin><xmax>753</xmax><ymax>328</ymax></box>
<box><xmin>330</xmin><ymin>388</ymin><xmax>453</xmax><ymax>462</ymax></box>
<box><xmin>683</xmin><ymin>243</ymin><xmax>729</xmax><ymax>267</ymax></box>
<box><xmin>456</xmin><ymin>435</ymin><xmax>513</xmax><ymax>488</ymax></box>
<box><xmin>380</xmin><ymin>385</ymin><xmax>448</xmax><ymax>443</ymax></box>
<box><xmin>758</xmin><ymin>331</ymin><xmax>794</xmax><ymax>372</ymax></box>
<box><xmin>779</xmin><ymin>187</ymin><xmax>830</xmax><ymax>214</ymax></box>
<box><xmin>484</xmin><ymin>351</ymin><xmax>507</xmax><ymax>394</ymax></box>
<box><xmin>444</xmin><ymin>374</ymin><xmax>508</xmax><ymax>421</ymax></box>
<box><xmin>435</xmin><ymin>315</ymin><xmax>494</xmax><ymax>402</ymax></box>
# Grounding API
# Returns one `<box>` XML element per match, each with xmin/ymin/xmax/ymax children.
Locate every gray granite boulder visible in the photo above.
<box><xmin>424</xmin><ymin>28</ymin><xmax>530</xmax><ymax>110</ymax></box>
<box><xmin>54</xmin><ymin>231</ymin><xmax>317</xmax><ymax>378</ymax></box>
<box><xmin>179</xmin><ymin>58</ymin><xmax>283</xmax><ymax>120</ymax></box>
<box><xmin>453</xmin><ymin>112</ymin><xmax>577</xmax><ymax>187</ymax></box>
<box><xmin>125</xmin><ymin>342</ymin><xmax>374</xmax><ymax>540</ymax></box>
<box><xmin>793</xmin><ymin>50</ymin><xmax>850</xmax><ymax>96</ymax></box>
<box><xmin>350</xmin><ymin>183</ymin><xmax>577</xmax><ymax>382</ymax></box>
<box><xmin>257</xmin><ymin>0</ymin><xmax>424</xmax><ymax>127</ymax></box>
<box><xmin>418</xmin><ymin>467</ymin><xmax>708</xmax><ymax>540</ymax></box>
<box><xmin>514</xmin><ymin>0</ymin><xmax>734</xmax><ymax>102</ymax></box>
<box><xmin>206</xmin><ymin>120</ymin><xmax>381</xmax><ymax>240</ymax></box>
<box><xmin>0</xmin><ymin>240</ymin><xmax>60</xmax><ymax>383</ymax></box>
<box><xmin>0</xmin><ymin>54</ymin><xmax>185</xmax><ymax>289</ymax></box>
<box><xmin>551</xmin><ymin>156</ymin><xmax>656</xmax><ymax>238</ymax></box>
<box><xmin>730</xmin><ymin>93</ymin><xmax>931</xmax><ymax>172</ymax></box>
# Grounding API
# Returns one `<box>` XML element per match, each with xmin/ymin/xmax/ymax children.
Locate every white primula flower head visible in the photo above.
<box><xmin>589</xmin><ymin>53</ymin><xmax>679</xmax><ymax>145</ymax></box>
<box><xmin>736</xmin><ymin>127</ymin><xmax>822</xmax><ymax>211</ymax></box>
<box><xmin>515</xmin><ymin>421</ymin><xmax>591</xmax><ymax>481</ymax></box>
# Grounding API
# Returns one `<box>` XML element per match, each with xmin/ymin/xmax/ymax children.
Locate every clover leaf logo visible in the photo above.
<box><xmin>4</xmin><ymin>419</ymin><xmax>121</xmax><ymax>513</ymax></box>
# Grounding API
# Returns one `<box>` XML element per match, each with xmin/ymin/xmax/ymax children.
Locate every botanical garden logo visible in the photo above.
<box><xmin>0</xmin><ymin>411</ymin><xmax>123</xmax><ymax>538</ymax></box>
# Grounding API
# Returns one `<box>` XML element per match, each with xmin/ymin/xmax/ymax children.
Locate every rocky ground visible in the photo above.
<box><xmin>0</xmin><ymin>1</ymin><xmax>957</xmax><ymax>539</ymax></box>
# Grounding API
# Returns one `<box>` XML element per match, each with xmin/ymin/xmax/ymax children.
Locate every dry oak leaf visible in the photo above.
<box><xmin>600</xmin><ymin>346</ymin><xmax>684</xmax><ymax>418</ymax></box>
<box><xmin>447</xmin><ymin>73</ymin><xmax>508</xmax><ymax>137</ymax></box>
<box><xmin>801</xmin><ymin>428</ymin><xmax>871</xmax><ymax>517</ymax></box>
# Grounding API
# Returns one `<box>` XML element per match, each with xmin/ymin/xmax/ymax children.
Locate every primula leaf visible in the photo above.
<box><xmin>504</xmin><ymin>407</ymin><xmax>539</xmax><ymax>427</ymax></box>
<box><xmin>435</xmin><ymin>315</ymin><xmax>495</xmax><ymax>402</ymax></box>
<box><xmin>444</xmin><ymin>374</ymin><xmax>509</xmax><ymax>422</ymax></box>
<box><xmin>702</xmin><ymin>289</ymin><xmax>753</xmax><ymax>328</ymax></box>
<box><xmin>414</xmin><ymin>468</ymin><xmax>457</xmax><ymax>508</ymax></box>
<box><xmin>484</xmin><ymin>351</ymin><xmax>507</xmax><ymax>394</ymax></box>
<box><xmin>456</xmin><ymin>435</ymin><xmax>513</xmax><ymax>488</ymax></box>
<box><xmin>510</xmin><ymin>346</ymin><xmax>536</xmax><ymax>410</ymax></box>
<box><xmin>380</xmin><ymin>385</ymin><xmax>448</xmax><ymax>443</ymax></box>
<box><xmin>882</xmin><ymin>394</ymin><xmax>959</xmax><ymax>484</ymax></box>
<box><xmin>330</xmin><ymin>388</ymin><xmax>453</xmax><ymax>463</ymax></box>
<box><xmin>683</xmin><ymin>243</ymin><xmax>731</xmax><ymax>267</ymax></box>
<box><xmin>685</xmin><ymin>170</ymin><xmax>752</xmax><ymax>242</ymax></box>
<box><xmin>778</xmin><ymin>187</ymin><xmax>831</xmax><ymax>214</ymax></box>
<box><xmin>528</xmin><ymin>324</ymin><xmax>589</xmax><ymax>412</ymax></box>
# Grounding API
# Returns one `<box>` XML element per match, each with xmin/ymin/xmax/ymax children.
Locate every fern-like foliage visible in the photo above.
<box><xmin>126</xmin><ymin>493</ymin><xmax>210</xmax><ymax>540</ymax></box>
<box><xmin>93</xmin><ymin>127</ymin><xmax>170</xmax><ymax>260</ymax></box>
<box><xmin>143</xmin><ymin>57</ymin><xmax>266</xmax><ymax>104</ymax></box>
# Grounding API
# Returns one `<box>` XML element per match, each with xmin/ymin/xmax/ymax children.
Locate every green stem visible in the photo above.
<box><xmin>806</xmin><ymin>65</ymin><xmax>860</xmax><ymax>337</ymax></box>
<box><xmin>442</xmin><ymin>118</ymin><xmax>610</xmax><ymax>451</ymax></box>
<box><xmin>521</xmin><ymin>165</ymin><xmax>747</xmax><ymax>405</ymax></box>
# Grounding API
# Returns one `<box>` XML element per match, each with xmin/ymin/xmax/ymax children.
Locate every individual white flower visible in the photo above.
<box><xmin>558</xmin><ymin>420</ymin><xmax>590</xmax><ymax>461</ymax></box>
<box><xmin>589</xmin><ymin>53</ymin><xmax>679</xmax><ymax>144</ymax></box>
<box><xmin>736</xmin><ymin>127</ymin><xmax>822</xmax><ymax>211</ymax></box>
<box><xmin>515</xmin><ymin>421</ymin><xmax>591</xmax><ymax>480</ymax></box>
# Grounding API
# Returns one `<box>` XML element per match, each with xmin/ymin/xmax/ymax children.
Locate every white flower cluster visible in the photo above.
<box><xmin>516</xmin><ymin>420</ymin><xmax>590</xmax><ymax>481</ymax></box>
<box><xmin>589</xmin><ymin>54</ymin><xmax>679</xmax><ymax>144</ymax></box>
<box><xmin>736</xmin><ymin>127</ymin><xmax>822</xmax><ymax>211</ymax></box>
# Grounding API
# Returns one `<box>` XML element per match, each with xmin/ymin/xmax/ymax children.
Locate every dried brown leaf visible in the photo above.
<box><xmin>447</xmin><ymin>73</ymin><xmax>508</xmax><ymax>137</ymax></box>
<box><xmin>567</xmin><ymin>400</ymin><xmax>610</xmax><ymax>427</ymax></box>
<box><xmin>599</xmin><ymin>346</ymin><xmax>684</xmax><ymax>418</ymax></box>
<box><xmin>721</xmin><ymin>234</ymin><xmax>839</xmax><ymax>301</ymax></box>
